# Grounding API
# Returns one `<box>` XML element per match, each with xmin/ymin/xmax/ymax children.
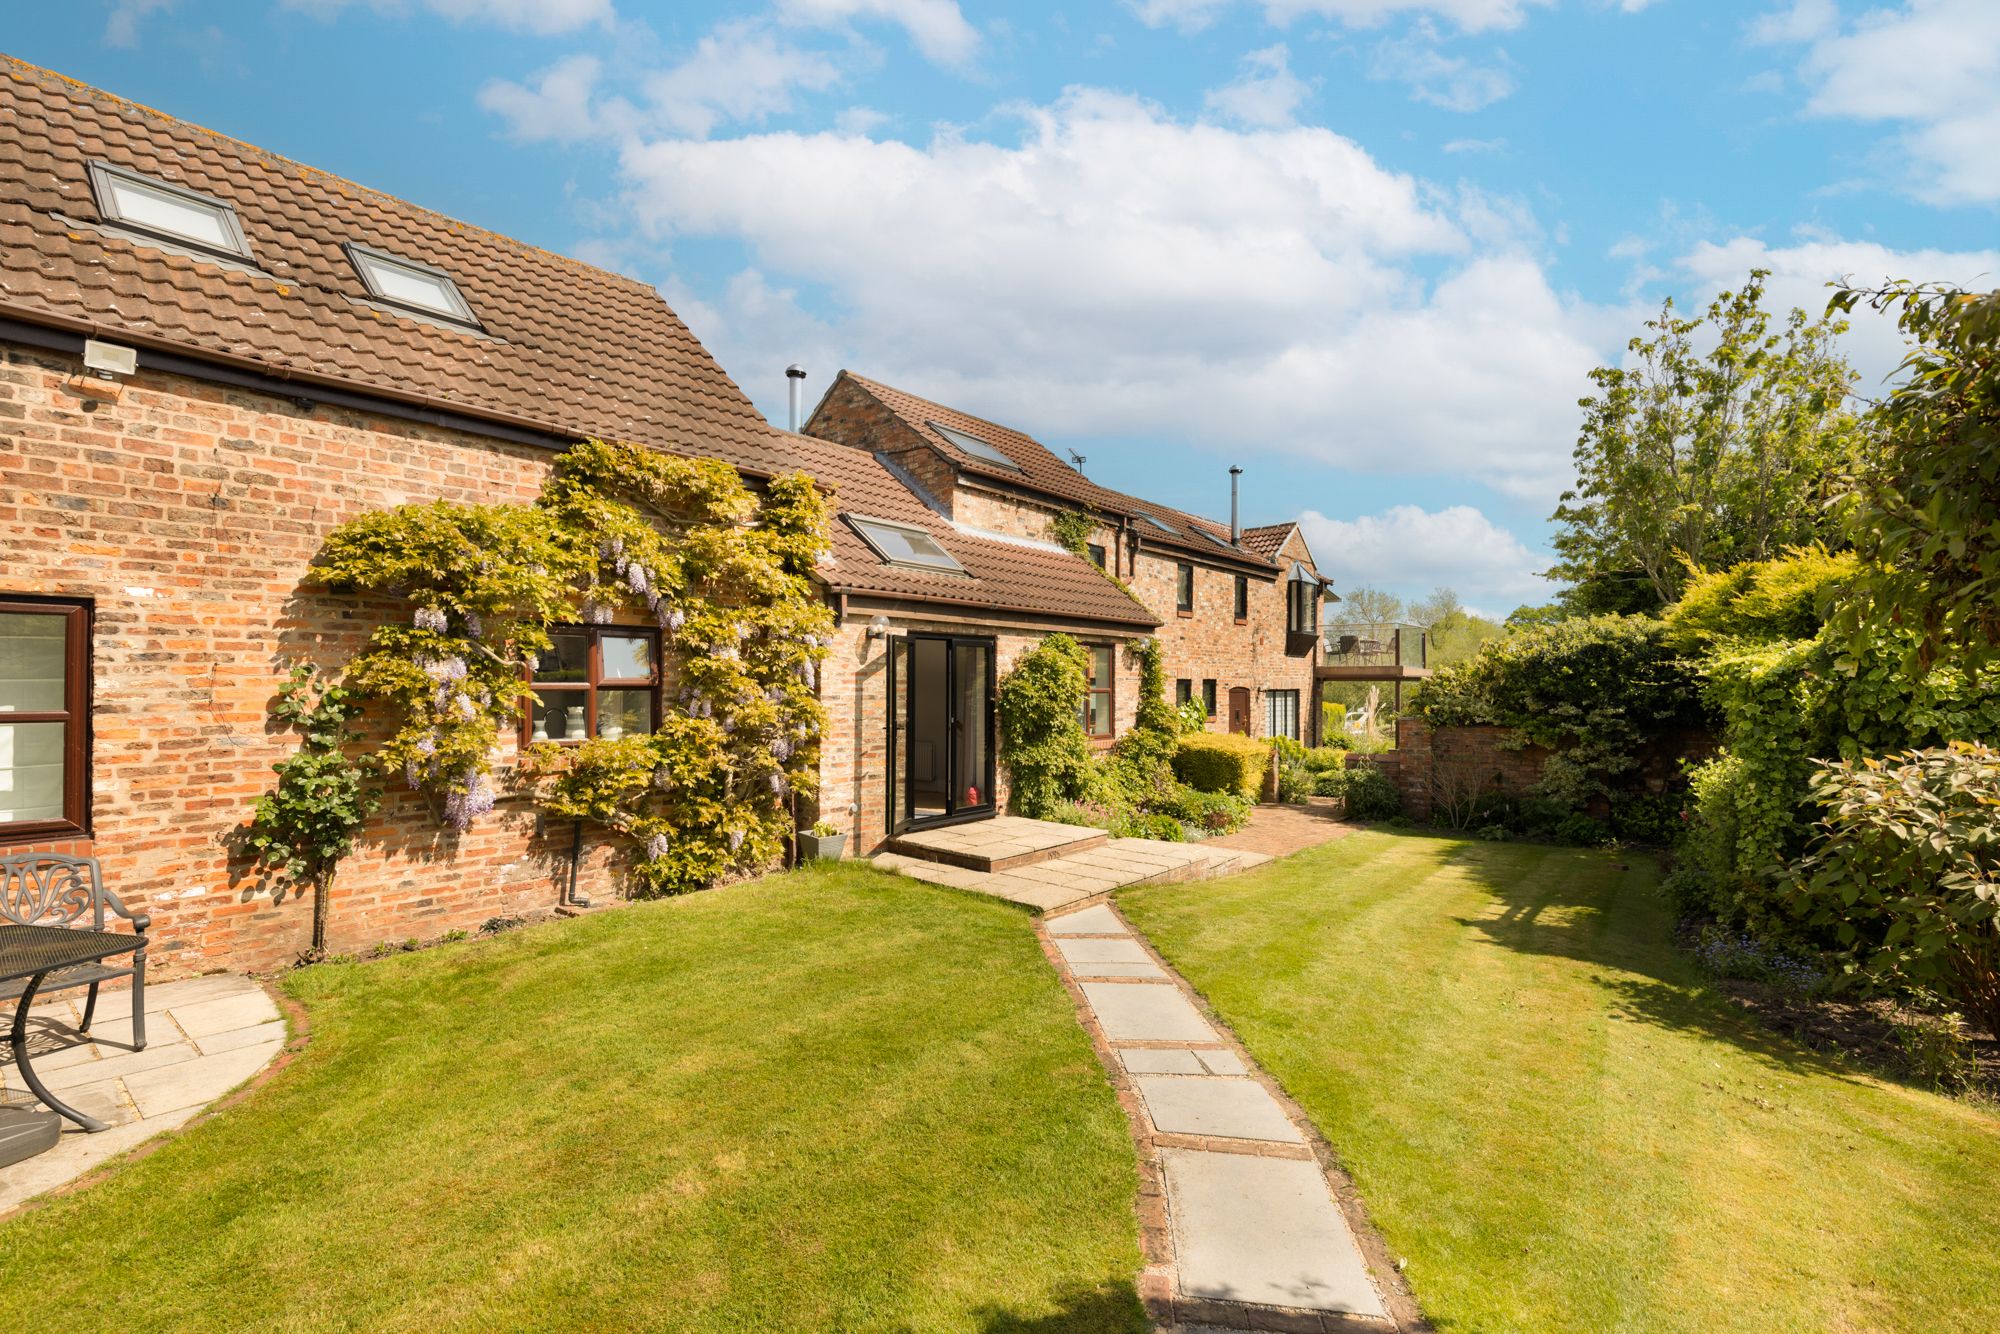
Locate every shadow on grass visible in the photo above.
<box><xmin>1436</xmin><ymin>839</ymin><xmax>1880</xmax><ymax>1091</ymax></box>
<box><xmin>975</xmin><ymin>1280</ymin><xmax>1147</xmax><ymax>1333</ymax></box>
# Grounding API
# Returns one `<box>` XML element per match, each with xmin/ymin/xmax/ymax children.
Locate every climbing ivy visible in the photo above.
<box><xmin>996</xmin><ymin>633</ymin><xmax>1094</xmax><ymax>817</ymax></box>
<box><xmin>270</xmin><ymin>438</ymin><xmax>832</xmax><ymax>897</ymax></box>
<box><xmin>1049</xmin><ymin>509</ymin><xmax>1096</xmax><ymax>558</ymax></box>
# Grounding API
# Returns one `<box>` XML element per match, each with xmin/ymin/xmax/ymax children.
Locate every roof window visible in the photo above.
<box><xmin>346</xmin><ymin>243</ymin><xmax>479</xmax><ymax>326</ymax></box>
<box><xmin>1136</xmin><ymin>513</ymin><xmax>1179</xmax><ymax>537</ymax></box>
<box><xmin>87</xmin><ymin>161</ymin><xmax>252</xmax><ymax>261</ymax></box>
<box><xmin>928</xmin><ymin>421</ymin><xmax>1022</xmax><ymax>472</ymax></box>
<box><xmin>846</xmin><ymin>516</ymin><xmax>966</xmax><ymax>573</ymax></box>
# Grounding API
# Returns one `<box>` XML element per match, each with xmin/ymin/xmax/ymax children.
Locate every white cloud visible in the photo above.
<box><xmin>103</xmin><ymin>0</ymin><xmax>174</xmax><ymax>47</ymax></box>
<box><xmin>1126</xmin><ymin>0</ymin><xmax>1235</xmax><ymax>32</ymax></box>
<box><xmin>479</xmin><ymin>55</ymin><xmax>608</xmax><ymax>144</ymax></box>
<box><xmin>643</xmin><ymin>21</ymin><xmax>844</xmax><ymax>139</ymax></box>
<box><xmin>479</xmin><ymin>24</ymin><xmax>844</xmax><ymax>143</ymax></box>
<box><xmin>1674</xmin><ymin>235</ymin><xmax>2000</xmax><ymax>393</ymax></box>
<box><xmin>1369</xmin><ymin>26</ymin><xmax>1515</xmax><ymax>110</ymax></box>
<box><xmin>1442</xmin><ymin>136</ymin><xmax>1507</xmax><ymax>153</ymax></box>
<box><xmin>1297</xmin><ymin>505</ymin><xmax>1555</xmax><ymax>610</ymax></box>
<box><xmin>280</xmin><ymin>0</ymin><xmax>613</xmax><ymax>35</ymax></box>
<box><xmin>612</xmin><ymin>88</ymin><xmax>1610</xmax><ymax>500</ymax></box>
<box><xmin>773</xmin><ymin>0</ymin><xmax>979</xmax><ymax>66</ymax></box>
<box><xmin>1204</xmin><ymin>45</ymin><xmax>1313</xmax><ymax>128</ymax></box>
<box><xmin>1266</xmin><ymin>0</ymin><xmax>1549</xmax><ymax>27</ymax></box>
<box><xmin>1758</xmin><ymin>0</ymin><xmax>2000</xmax><ymax>204</ymax></box>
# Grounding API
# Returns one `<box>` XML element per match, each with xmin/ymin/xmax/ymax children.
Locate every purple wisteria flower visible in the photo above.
<box><xmin>770</xmin><ymin>736</ymin><xmax>793</xmax><ymax>762</ymax></box>
<box><xmin>651</xmin><ymin>767</ymin><xmax>673</xmax><ymax>791</ymax></box>
<box><xmin>442</xmin><ymin>773</ymin><xmax>495</xmax><ymax>830</ymax></box>
<box><xmin>413</xmin><ymin>606</ymin><xmax>448</xmax><ymax>633</ymax></box>
<box><xmin>665</xmin><ymin>608</ymin><xmax>686</xmax><ymax>633</ymax></box>
<box><xmin>800</xmin><ymin>659</ymin><xmax>817</xmax><ymax>690</ymax></box>
<box><xmin>404</xmin><ymin>759</ymin><xmax>419</xmax><ymax>790</ymax></box>
<box><xmin>463</xmin><ymin>612</ymin><xmax>483</xmax><ymax>639</ymax></box>
<box><xmin>768</xmin><ymin>772</ymin><xmax>787</xmax><ymax>796</ymax></box>
<box><xmin>728</xmin><ymin>828</ymin><xmax>745</xmax><ymax>852</ymax></box>
<box><xmin>626</xmin><ymin>564</ymin><xmax>650</xmax><ymax>595</ymax></box>
<box><xmin>645</xmin><ymin>832</ymin><xmax>671</xmax><ymax>861</ymax></box>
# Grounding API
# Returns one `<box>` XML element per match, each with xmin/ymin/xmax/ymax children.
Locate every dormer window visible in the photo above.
<box><xmin>87</xmin><ymin>161</ymin><xmax>252</xmax><ymax>261</ymax></box>
<box><xmin>347</xmin><ymin>243</ymin><xmax>479</xmax><ymax>326</ymax></box>
<box><xmin>927</xmin><ymin>421</ymin><xmax>1022</xmax><ymax>472</ymax></box>
<box><xmin>1287</xmin><ymin>563</ymin><xmax>1320</xmax><ymax>635</ymax></box>
<box><xmin>846</xmin><ymin>515</ymin><xmax>965</xmax><ymax>573</ymax></box>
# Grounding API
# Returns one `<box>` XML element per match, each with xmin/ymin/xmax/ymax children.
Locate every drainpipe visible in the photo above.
<box><xmin>1229</xmin><ymin>466</ymin><xmax>1243</xmax><ymax>545</ymax></box>
<box><xmin>786</xmin><ymin>364</ymin><xmax>807</xmax><ymax>432</ymax></box>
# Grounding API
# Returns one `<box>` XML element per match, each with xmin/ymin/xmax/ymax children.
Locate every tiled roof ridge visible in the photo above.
<box><xmin>0</xmin><ymin>54</ymin><xmax>655</xmax><ymax>294</ymax></box>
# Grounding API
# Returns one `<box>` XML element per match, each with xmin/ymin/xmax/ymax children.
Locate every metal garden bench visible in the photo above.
<box><xmin>0</xmin><ymin>852</ymin><xmax>150</xmax><ymax>1049</ymax></box>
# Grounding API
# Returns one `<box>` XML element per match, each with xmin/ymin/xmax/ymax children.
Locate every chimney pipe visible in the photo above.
<box><xmin>785</xmin><ymin>364</ymin><xmax>807</xmax><ymax>432</ymax></box>
<box><xmin>1229</xmin><ymin>466</ymin><xmax>1243</xmax><ymax>544</ymax></box>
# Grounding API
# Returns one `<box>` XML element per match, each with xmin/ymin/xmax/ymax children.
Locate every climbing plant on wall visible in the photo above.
<box><xmin>257</xmin><ymin>439</ymin><xmax>832</xmax><ymax>897</ymax></box>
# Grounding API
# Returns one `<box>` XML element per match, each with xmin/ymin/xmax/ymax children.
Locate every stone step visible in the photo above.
<box><xmin>883</xmin><ymin>816</ymin><xmax>1108</xmax><ymax>873</ymax></box>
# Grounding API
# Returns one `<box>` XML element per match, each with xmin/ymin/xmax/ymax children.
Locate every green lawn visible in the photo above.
<box><xmin>1122</xmin><ymin>830</ymin><xmax>2000</xmax><ymax>1334</ymax></box>
<box><xmin>0</xmin><ymin>864</ymin><xmax>1144</xmax><ymax>1333</ymax></box>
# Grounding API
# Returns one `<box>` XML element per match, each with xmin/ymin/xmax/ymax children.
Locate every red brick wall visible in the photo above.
<box><xmin>0</xmin><ymin>340</ymin><xmax>673</xmax><ymax>975</ymax></box>
<box><xmin>1388</xmin><ymin>718</ymin><xmax>1712</xmax><ymax>821</ymax></box>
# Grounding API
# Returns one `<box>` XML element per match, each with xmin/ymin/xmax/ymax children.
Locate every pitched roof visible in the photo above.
<box><xmin>836</xmin><ymin>373</ymin><xmax>1278</xmax><ymax>571</ymax></box>
<box><xmin>1240</xmin><ymin>522</ymin><xmax>1296</xmax><ymax>559</ymax></box>
<box><xmin>776</xmin><ymin>431</ymin><xmax>1158</xmax><ymax>627</ymax></box>
<box><xmin>0</xmin><ymin>57</ymin><xmax>798</xmax><ymax>474</ymax></box>
<box><xmin>0</xmin><ymin>59</ymin><xmax>1152</xmax><ymax>631</ymax></box>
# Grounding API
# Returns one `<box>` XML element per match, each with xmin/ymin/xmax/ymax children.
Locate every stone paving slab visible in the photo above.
<box><xmin>1046</xmin><ymin>904</ymin><xmax>1127</xmax><ymax>936</ymax></box>
<box><xmin>1079</xmin><ymin>982</ymin><xmax>1220</xmax><ymax>1043</ymax></box>
<box><xmin>1121</xmin><ymin>1048</ymin><xmax>1207</xmax><ymax>1074</ymax></box>
<box><xmin>0</xmin><ymin>974</ymin><xmax>284</xmax><ymax>1215</ymax></box>
<box><xmin>1069</xmin><ymin>961</ymin><xmax>1167</xmax><ymax>980</ymax></box>
<box><xmin>1135</xmin><ymin>1075</ymin><xmax>1305</xmax><ymax>1144</ymax></box>
<box><xmin>1195</xmin><ymin>1048</ymin><xmax>1249</xmax><ymax>1076</ymax></box>
<box><xmin>1054</xmin><ymin>936</ymin><xmax>1153</xmax><ymax>965</ymax></box>
<box><xmin>1162</xmin><ymin>1148</ymin><xmax>1385</xmax><ymax>1317</ymax></box>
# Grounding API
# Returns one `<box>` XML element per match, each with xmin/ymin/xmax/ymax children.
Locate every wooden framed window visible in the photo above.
<box><xmin>1202</xmin><ymin>678</ymin><xmax>1217</xmax><ymax>718</ymax></box>
<box><xmin>524</xmin><ymin>626</ymin><xmax>662</xmax><ymax>745</ymax></box>
<box><xmin>1086</xmin><ymin>542</ymin><xmax>1106</xmax><ymax>571</ymax></box>
<box><xmin>1266</xmin><ymin>689</ymin><xmax>1300</xmax><ymax>741</ymax></box>
<box><xmin>1287</xmin><ymin>570</ymin><xmax>1320</xmax><ymax>635</ymax></box>
<box><xmin>1234</xmin><ymin>575</ymin><xmax>1249</xmax><ymax>623</ymax></box>
<box><xmin>1176</xmin><ymin>563</ymin><xmax>1194</xmax><ymax>616</ymax></box>
<box><xmin>0</xmin><ymin>599</ymin><xmax>91</xmax><ymax>841</ymax></box>
<box><xmin>1174</xmin><ymin>678</ymin><xmax>1192</xmax><ymax>707</ymax></box>
<box><xmin>1079</xmin><ymin>644</ymin><xmax>1115</xmax><ymax>739</ymax></box>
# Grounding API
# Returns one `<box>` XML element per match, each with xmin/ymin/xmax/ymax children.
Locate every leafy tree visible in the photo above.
<box><xmin>1550</xmin><ymin>270</ymin><xmax>1861</xmax><ymax>605</ymax></box>
<box><xmin>1337</xmin><ymin>586</ymin><xmax>1404</xmax><ymax>625</ymax></box>
<box><xmin>996</xmin><ymin>634</ymin><xmax>1094</xmax><ymax>817</ymax></box>
<box><xmin>1830</xmin><ymin>281</ymin><xmax>2000</xmax><ymax>671</ymax></box>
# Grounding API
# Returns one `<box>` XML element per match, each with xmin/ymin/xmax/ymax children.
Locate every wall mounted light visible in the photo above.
<box><xmin>865</xmin><ymin>614</ymin><xmax>892</xmax><ymax>642</ymax></box>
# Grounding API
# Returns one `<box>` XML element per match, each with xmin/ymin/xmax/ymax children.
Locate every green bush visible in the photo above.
<box><xmin>1276</xmin><ymin>763</ymin><xmax>1314</xmax><ymax>805</ymax></box>
<box><xmin>1174</xmin><ymin>698</ymin><xmax>1209</xmax><ymax>735</ymax></box>
<box><xmin>997</xmin><ymin>634</ymin><xmax>1093</xmax><ymax>818</ymax></box>
<box><xmin>1173</xmin><ymin>733</ymin><xmax>1267</xmax><ymax>799</ymax></box>
<box><xmin>1606</xmin><ymin>791</ymin><xmax>1684</xmax><ymax>846</ymax></box>
<box><xmin>1551</xmin><ymin>813</ymin><xmax>1611</xmax><ymax>847</ymax></box>
<box><xmin>1342</xmin><ymin>766</ymin><xmax>1402</xmax><ymax>821</ymax></box>
<box><xmin>1311</xmin><ymin>769</ymin><xmax>1347</xmax><ymax>799</ymax></box>
<box><xmin>1796</xmin><ymin>742</ymin><xmax>2000</xmax><ymax>1040</ymax></box>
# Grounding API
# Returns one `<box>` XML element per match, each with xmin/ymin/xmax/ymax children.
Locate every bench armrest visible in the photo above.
<box><xmin>100</xmin><ymin>885</ymin><xmax>151</xmax><ymax>934</ymax></box>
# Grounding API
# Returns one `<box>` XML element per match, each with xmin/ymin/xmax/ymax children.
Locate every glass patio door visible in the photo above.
<box><xmin>887</xmin><ymin>634</ymin><xmax>995</xmax><ymax>833</ymax></box>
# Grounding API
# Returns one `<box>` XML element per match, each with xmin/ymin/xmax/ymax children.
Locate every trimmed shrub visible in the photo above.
<box><xmin>1796</xmin><ymin>742</ymin><xmax>2000</xmax><ymax>1039</ymax></box>
<box><xmin>1173</xmin><ymin>733</ymin><xmax>1267</xmax><ymax>799</ymax></box>
<box><xmin>1342</xmin><ymin>766</ymin><xmax>1402</xmax><ymax>821</ymax></box>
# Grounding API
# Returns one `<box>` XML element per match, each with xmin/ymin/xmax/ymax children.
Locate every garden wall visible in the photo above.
<box><xmin>1383</xmin><ymin>717</ymin><xmax>1713</xmax><ymax>822</ymax></box>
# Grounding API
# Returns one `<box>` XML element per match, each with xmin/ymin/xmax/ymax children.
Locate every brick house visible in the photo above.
<box><xmin>804</xmin><ymin>372</ymin><xmax>1329</xmax><ymax>748</ymax></box>
<box><xmin>0</xmin><ymin>59</ymin><xmax>1174</xmax><ymax>972</ymax></box>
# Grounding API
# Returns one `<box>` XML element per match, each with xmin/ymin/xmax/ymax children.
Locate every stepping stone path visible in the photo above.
<box><xmin>1042</xmin><ymin>901</ymin><xmax>1420</xmax><ymax>1333</ymax></box>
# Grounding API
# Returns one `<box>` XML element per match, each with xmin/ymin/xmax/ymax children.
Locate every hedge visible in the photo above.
<box><xmin>1172</xmin><ymin>733</ymin><xmax>1267</xmax><ymax>799</ymax></box>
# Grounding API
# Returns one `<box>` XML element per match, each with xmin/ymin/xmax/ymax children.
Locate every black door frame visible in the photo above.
<box><xmin>887</xmin><ymin>632</ymin><xmax>998</xmax><ymax>834</ymax></box>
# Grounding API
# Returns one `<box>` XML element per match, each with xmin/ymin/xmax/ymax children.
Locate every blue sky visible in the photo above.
<box><xmin>14</xmin><ymin>0</ymin><xmax>2000</xmax><ymax>612</ymax></box>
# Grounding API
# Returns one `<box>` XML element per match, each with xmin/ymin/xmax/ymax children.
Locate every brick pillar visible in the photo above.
<box><xmin>1394</xmin><ymin>716</ymin><xmax>1433</xmax><ymax>821</ymax></box>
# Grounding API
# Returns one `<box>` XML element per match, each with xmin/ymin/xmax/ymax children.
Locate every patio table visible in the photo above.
<box><xmin>2</xmin><ymin>923</ymin><xmax>146</xmax><ymax>1133</ymax></box>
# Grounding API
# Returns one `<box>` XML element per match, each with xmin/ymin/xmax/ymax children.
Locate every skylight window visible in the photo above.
<box><xmin>1135</xmin><ymin>513</ymin><xmax>1179</xmax><ymax>537</ymax></box>
<box><xmin>87</xmin><ymin>161</ymin><xmax>252</xmax><ymax>260</ymax></box>
<box><xmin>927</xmin><ymin>421</ymin><xmax>1022</xmax><ymax>472</ymax></box>
<box><xmin>346</xmin><ymin>243</ymin><xmax>479</xmax><ymax>326</ymax></box>
<box><xmin>847</xmin><ymin>516</ymin><xmax>966</xmax><ymax>573</ymax></box>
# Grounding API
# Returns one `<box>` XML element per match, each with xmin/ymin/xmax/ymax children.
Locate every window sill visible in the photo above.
<box><xmin>1176</xmin><ymin>609</ymin><xmax>1194</xmax><ymax>619</ymax></box>
<box><xmin>1233</xmin><ymin>616</ymin><xmax>1247</xmax><ymax>625</ymax></box>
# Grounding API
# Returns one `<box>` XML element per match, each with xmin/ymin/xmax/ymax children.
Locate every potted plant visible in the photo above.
<box><xmin>798</xmin><ymin>819</ymin><xmax>845</xmax><ymax>862</ymax></box>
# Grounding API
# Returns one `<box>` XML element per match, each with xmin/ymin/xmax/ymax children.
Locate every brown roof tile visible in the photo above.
<box><xmin>838</xmin><ymin>372</ymin><xmax>1276</xmax><ymax>570</ymax></box>
<box><xmin>0</xmin><ymin>57</ymin><xmax>789</xmax><ymax>467</ymax></box>
<box><xmin>1240</xmin><ymin>522</ymin><xmax>1295</xmax><ymax>559</ymax></box>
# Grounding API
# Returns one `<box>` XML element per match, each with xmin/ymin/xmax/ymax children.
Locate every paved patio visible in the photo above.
<box><xmin>874</xmin><ymin>817</ymin><xmax>1270</xmax><ymax>912</ymax></box>
<box><xmin>1</xmin><ymin>974</ymin><xmax>284</xmax><ymax>1214</ymax></box>
<box><xmin>1203</xmin><ymin>799</ymin><xmax>1357</xmax><ymax>859</ymax></box>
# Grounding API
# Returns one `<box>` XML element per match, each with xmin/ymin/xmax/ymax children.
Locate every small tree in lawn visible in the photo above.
<box><xmin>1550</xmin><ymin>269</ymin><xmax>1860</xmax><ymax>606</ymax></box>
<box><xmin>247</xmin><ymin>665</ymin><xmax>377</xmax><ymax>959</ymax></box>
